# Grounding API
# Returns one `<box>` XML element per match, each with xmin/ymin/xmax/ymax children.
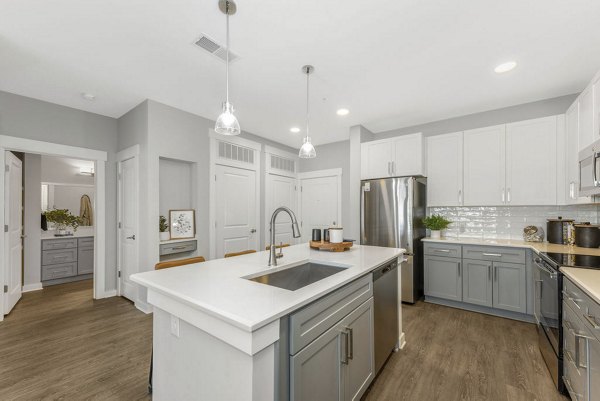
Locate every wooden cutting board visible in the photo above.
<box><xmin>310</xmin><ymin>240</ymin><xmax>353</xmax><ymax>252</ymax></box>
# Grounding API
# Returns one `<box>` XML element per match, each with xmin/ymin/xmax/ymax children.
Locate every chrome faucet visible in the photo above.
<box><xmin>269</xmin><ymin>207</ymin><xmax>301</xmax><ymax>266</ymax></box>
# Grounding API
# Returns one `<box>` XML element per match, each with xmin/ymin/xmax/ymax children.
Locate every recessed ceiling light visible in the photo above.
<box><xmin>494</xmin><ymin>61</ymin><xmax>517</xmax><ymax>74</ymax></box>
<box><xmin>81</xmin><ymin>93</ymin><xmax>96</xmax><ymax>101</ymax></box>
<box><xmin>290</xmin><ymin>127</ymin><xmax>301</xmax><ymax>133</ymax></box>
<box><xmin>336</xmin><ymin>108</ymin><xmax>350</xmax><ymax>116</ymax></box>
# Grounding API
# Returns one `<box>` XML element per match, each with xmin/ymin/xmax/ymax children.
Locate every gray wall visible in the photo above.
<box><xmin>0</xmin><ymin>90</ymin><xmax>119</xmax><ymax>292</ymax></box>
<box><xmin>373</xmin><ymin>94</ymin><xmax>578</xmax><ymax>140</ymax></box>
<box><xmin>298</xmin><ymin>141</ymin><xmax>351</xmax><ymax>236</ymax></box>
<box><xmin>23</xmin><ymin>153</ymin><xmax>41</xmax><ymax>288</ymax></box>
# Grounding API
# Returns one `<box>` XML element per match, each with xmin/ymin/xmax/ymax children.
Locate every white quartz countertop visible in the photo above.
<box><xmin>131</xmin><ymin>243</ymin><xmax>403</xmax><ymax>332</ymax></box>
<box><xmin>422</xmin><ymin>237</ymin><xmax>600</xmax><ymax>257</ymax></box>
<box><xmin>41</xmin><ymin>228</ymin><xmax>95</xmax><ymax>239</ymax></box>
<box><xmin>561</xmin><ymin>267</ymin><xmax>600</xmax><ymax>305</ymax></box>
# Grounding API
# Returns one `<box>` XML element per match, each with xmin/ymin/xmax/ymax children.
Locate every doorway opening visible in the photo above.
<box><xmin>0</xmin><ymin>135</ymin><xmax>107</xmax><ymax>322</ymax></box>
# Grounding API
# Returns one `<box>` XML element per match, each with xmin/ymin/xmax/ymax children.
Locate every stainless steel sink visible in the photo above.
<box><xmin>247</xmin><ymin>262</ymin><xmax>348</xmax><ymax>291</ymax></box>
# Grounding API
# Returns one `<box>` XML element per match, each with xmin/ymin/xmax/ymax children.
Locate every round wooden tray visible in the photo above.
<box><xmin>309</xmin><ymin>240</ymin><xmax>353</xmax><ymax>252</ymax></box>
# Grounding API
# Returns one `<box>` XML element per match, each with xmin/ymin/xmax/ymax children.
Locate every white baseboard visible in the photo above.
<box><xmin>22</xmin><ymin>283</ymin><xmax>43</xmax><ymax>293</ymax></box>
<box><xmin>135</xmin><ymin>300</ymin><xmax>154</xmax><ymax>314</ymax></box>
<box><xmin>104</xmin><ymin>289</ymin><xmax>117</xmax><ymax>297</ymax></box>
<box><xmin>399</xmin><ymin>332</ymin><xmax>406</xmax><ymax>350</ymax></box>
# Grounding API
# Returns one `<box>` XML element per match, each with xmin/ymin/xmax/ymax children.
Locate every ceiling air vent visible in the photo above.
<box><xmin>194</xmin><ymin>34</ymin><xmax>239</xmax><ymax>63</ymax></box>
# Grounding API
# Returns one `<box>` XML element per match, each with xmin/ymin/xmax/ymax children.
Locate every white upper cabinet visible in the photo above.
<box><xmin>579</xmin><ymin>85</ymin><xmax>594</xmax><ymax>151</ymax></box>
<box><xmin>565</xmin><ymin>102</ymin><xmax>591</xmax><ymax>204</ymax></box>
<box><xmin>391</xmin><ymin>133</ymin><xmax>425</xmax><ymax>177</ymax></box>
<box><xmin>506</xmin><ymin>116</ymin><xmax>558</xmax><ymax>205</ymax></box>
<box><xmin>361</xmin><ymin>133</ymin><xmax>424</xmax><ymax>179</ymax></box>
<box><xmin>593</xmin><ymin>75</ymin><xmax>600</xmax><ymax>142</ymax></box>
<box><xmin>463</xmin><ymin>125</ymin><xmax>506</xmax><ymax>206</ymax></box>
<box><xmin>361</xmin><ymin>140</ymin><xmax>393</xmax><ymax>180</ymax></box>
<box><xmin>426</xmin><ymin>132</ymin><xmax>463</xmax><ymax>207</ymax></box>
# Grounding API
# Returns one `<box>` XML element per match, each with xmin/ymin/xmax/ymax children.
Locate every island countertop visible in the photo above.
<box><xmin>131</xmin><ymin>243</ymin><xmax>403</xmax><ymax>333</ymax></box>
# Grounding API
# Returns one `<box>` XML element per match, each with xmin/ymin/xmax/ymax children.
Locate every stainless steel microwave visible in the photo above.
<box><xmin>579</xmin><ymin>139</ymin><xmax>600</xmax><ymax>196</ymax></box>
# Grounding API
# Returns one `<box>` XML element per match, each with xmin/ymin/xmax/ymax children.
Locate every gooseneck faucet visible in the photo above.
<box><xmin>269</xmin><ymin>207</ymin><xmax>301</xmax><ymax>266</ymax></box>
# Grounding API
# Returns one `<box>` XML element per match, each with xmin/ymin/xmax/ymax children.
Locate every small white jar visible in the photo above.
<box><xmin>329</xmin><ymin>227</ymin><xmax>344</xmax><ymax>243</ymax></box>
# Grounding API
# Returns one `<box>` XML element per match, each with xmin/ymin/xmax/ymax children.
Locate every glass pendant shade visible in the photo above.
<box><xmin>299</xmin><ymin>137</ymin><xmax>316</xmax><ymax>158</ymax></box>
<box><xmin>215</xmin><ymin>101</ymin><xmax>240</xmax><ymax>135</ymax></box>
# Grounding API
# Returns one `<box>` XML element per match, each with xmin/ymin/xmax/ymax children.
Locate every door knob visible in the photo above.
<box><xmin>250</xmin><ymin>229</ymin><xmax>256</xmax><ymax>233</ymax></box>
<box><xmin>126</xmin><ymin>234</ymin><xmax>136</xmax><ymax>240</ymax></box>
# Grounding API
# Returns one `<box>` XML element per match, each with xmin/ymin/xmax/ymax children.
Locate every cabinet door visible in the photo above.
<box><xmin>506</xmin><ymin>116</ymin><xmax>557</xmax><ymax>205</ymax></box>
<box><xmin>77</xmin><ymin>246</ymin><xmax>94</xmax><ymax>275</ymax></box>
<box><xmin>361</xmin><ymin>140</ymin><xmax>393</xmax><ymax>180</ymax></box>
<box><xmin>290</xmin><ymin>322</ymin><xmax>342</xmax><ymax>401</ymax></box>
<box><xmin>342</xmin><ymin>299</ymin><xmax>374</xmax><ymax>401</ymax></box>
<box><xmin>590</xmin><ymin>336</ymin><xmax>600</xmax><ymax>401</ymax></box>
<box><xmin>462</xmin><ymin>259</ymin><xmax>493</xmax><ymax>307</ymax></box>
<box><xmin>424</xmin><ymin>256</ymin><xmax>462</xmax><ymax>301</ymax></box>
<box><xmin>566</xmin><ymin>102</ymin><xmax>591</xmax><ymax>204</ymax></box>
<box><xmin>594</xmin><ymin>76</ymin><xmax>600</xmax><ymax>143</ymax></box>
<box><xmin>426</xmin><ymin>132</ymin><xmax>463</xmax><ymax>206</ymax></box>
<box><xmin>492</xmin><ymin>262</ymin><xmax>526</xmax><ymax>313</ymax></box>
<box><xmin>463</xmin><ymin>125</ymin><xmax>506</xmax><ymax>206</ymax></box>
<box><xmin>580</xmin><ymin>85</ymin><xmax>594</xmax><ymax>151</ymax></box>
<box><xmin>391</xmin><ymin>133</ymin><xmax>424</xmax><ymax>176</ymax></box>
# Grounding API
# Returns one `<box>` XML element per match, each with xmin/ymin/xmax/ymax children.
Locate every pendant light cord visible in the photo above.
<box><xmin>305</xmin><ymin>68</ymin><xmax>310</xmax><ymax>138</ymax></box>
<box><xmin>225</xmin><ymin>3</ymin><xmax>230</xmax><ymax>104</ymax></box>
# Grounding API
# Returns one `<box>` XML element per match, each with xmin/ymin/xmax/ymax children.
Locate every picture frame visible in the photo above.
<box><xmin>169</xmin><ymin>209</ymin><xmax>196</xmax><ymax>239</ymax></box>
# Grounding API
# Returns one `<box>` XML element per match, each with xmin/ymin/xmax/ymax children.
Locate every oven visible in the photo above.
<box><xmin>533</xmin><ymin>254</ymin><xmax>565</xmax><ymax>393</ymax></box>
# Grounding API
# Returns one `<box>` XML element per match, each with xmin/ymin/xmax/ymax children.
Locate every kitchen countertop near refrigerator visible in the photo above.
<box><xmin>422</xmin><ymin>237</ymin><xmax>600</xmax><ymax>257</ymax></box>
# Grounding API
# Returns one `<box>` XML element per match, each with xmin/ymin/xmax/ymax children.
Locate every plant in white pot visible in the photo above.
<box><xmin>43</xmin><ymin>209</ymin><xmax>82</xmax><ymax>236</ymax></box>
<box><xmin>159</xmin><ymin>215</ymin><xmax>170</xmax><ymax>241</ymax></box>
<box><xmin>422</xmin><ymin>215</ymin><xmax>452</xmax><ymax>239</ymax></box>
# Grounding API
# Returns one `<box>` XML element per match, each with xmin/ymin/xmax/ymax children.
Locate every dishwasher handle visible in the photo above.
<box><xmin>373</xmin><ymin>260</ymin><xmax>398</xmax><ymax>281</ymax></box>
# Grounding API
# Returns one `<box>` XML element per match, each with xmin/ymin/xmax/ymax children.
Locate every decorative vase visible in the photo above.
<box><xmin>430</xmin><ymin>230</ymin><xmax>441</xmax><ymax>239</ymax></box>
<box><xmin>160</xmin><ymin>232</ymin><xmax>170</xmax><ymax>241</ymax></box>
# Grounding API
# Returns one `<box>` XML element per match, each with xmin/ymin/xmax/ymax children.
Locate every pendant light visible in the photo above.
<box><xmin>215</xmin><ymin>0</ymin><xmax>240</xmax><ymax>136</ymax></box>
<box><xmin>299</xmin><ymin>65</ymin><xmax>316</xmax><ymax>158</ymax></box>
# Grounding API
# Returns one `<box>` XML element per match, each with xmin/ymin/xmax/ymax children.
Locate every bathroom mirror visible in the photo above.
<box><xmin>41</xmin><ymin>183</ymin><xmax>95</xmax><ymax>226</ymax></box>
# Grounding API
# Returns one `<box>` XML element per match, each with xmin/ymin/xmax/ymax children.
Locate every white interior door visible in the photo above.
<box><xmin>299</xmin><ymin>173</ymin><xmax>341</xmax><ymax>240</ymax></box>
<box><xmin>118</xmin><ymin>155</ymin><xmax>139</xmax><ymax>302</ymax></box>
<box><xmin>4</xmin><ymin>152</ymin><xmax>23</xmax><ymax>315</ymax></box>
<box><xmin>266</xmin><ymin>174</ymin><xmax>298</xmax><ymax>247</ymax></box>
<box><xmin>215</xmin><ymin>165</ymin><xmax>257</xmax><ymax>258</ymax></box>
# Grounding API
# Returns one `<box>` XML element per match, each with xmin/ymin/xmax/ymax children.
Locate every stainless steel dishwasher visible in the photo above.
<box><xmin>373</xmin><ymin>259</ymin><xmax>399</xmax><ymax>374</ymax></box>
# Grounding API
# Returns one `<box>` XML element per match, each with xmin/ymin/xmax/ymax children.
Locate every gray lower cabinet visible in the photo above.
<box><xmin>493</xmin><ymin>262</ymin><xmax>526</xmax><ymax>313</ymax></box>
<box><xmin>424</xmin><ymin>255</ymin><xmax>462</xmax><ymax>301</ymax></box>
<box><xmin>462</xmin><ymin>259</ymin><xmax>493</xmax><ymax>307</ymax></box>
<box><xmin>291</xmin><ymin>298</ymin><xmax>374</xmax><ymax>401</ymax></box>
<box><xmin>563</xmin><ymin>277</ymin><xmax>600</xmax><ymax>401</ymax></box>
<box><xmin>42</xmin><ymin>237</ymin><xmax>94</xmax><ymax>285</ymax></box>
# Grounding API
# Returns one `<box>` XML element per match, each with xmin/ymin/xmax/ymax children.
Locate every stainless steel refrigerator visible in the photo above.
<box><xmin>360</xmin><ymin>176</ymin><xmax>426</xmax><ymax>303</ymax></box>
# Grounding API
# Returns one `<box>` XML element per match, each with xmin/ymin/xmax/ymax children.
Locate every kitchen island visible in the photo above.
<box><xmin>131</xmin><ymin>243</ymin><xmax>404</xmax><ymax>401</ymax></box>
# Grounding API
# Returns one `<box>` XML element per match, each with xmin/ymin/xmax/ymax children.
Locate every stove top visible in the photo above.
<box><xmin>543</xmin><ymin>252</ymin><xmax>600</xmax><ymax>269</ymax></box>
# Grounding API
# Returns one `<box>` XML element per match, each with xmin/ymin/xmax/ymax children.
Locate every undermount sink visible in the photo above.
<box><xmin>247</xmin><ymin>262</ymin><xmax>349</xmax><ymax>291</ymax></box>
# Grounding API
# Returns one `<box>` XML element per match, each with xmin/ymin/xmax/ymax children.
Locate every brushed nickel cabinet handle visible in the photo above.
<box><xmin>341</xmin><ymin>331</ymin><xmax>349</xmax><ymax>365</ymax></box>
<box><xmin>346</xmin><ymin>327</ymin><xmax>354</xmax><ymax>360</ymax></box>
<box><xmin>483</xmin><ymin>253</ymin><xmax>502</xmax><ymax>257</ymax></box>
<box><xmin>584</xmin><ymin>314</ymin><xmax>600</xmax><ymax>329</ymax></box>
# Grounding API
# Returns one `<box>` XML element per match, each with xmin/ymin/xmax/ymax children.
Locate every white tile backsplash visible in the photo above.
<box><xmin>428</xmin><ymin>205</ymin><xmax>600</xmax><ymax>240</ymax></box>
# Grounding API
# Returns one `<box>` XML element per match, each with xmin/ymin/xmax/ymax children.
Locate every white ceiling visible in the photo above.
<box><xmin>1</xmin><ymin>0</ymin><xmax>600</xmax><ymax>147</ymax></box>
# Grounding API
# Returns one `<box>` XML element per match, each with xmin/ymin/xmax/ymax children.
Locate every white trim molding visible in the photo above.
<box><xmin>0</xmin><ymin>135</ymin><xmax>109</xmax><ymax>320</ymax></box>
<box><xmin>22</xmin><ymin>283</ymin><xmax>43</xmax><ymax>293</ymax></box>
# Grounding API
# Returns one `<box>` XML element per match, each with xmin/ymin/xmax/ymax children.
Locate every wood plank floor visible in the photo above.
<box><xmin>365</xmin><ymin>301</ymin><xmax>569</xmax><ymax>401</ymax></box>
<box><xmin>0</xmin><ymin>280</ymin><xmax>152</xmax><ymax>401</ymax></box>
<box><xmin>0</xmin><ymin>282</ymin><xmax>570</xmax><ymax>401</ymax></box>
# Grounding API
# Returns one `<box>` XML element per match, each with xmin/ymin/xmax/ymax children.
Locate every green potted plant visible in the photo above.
<box><xmin>159</xmin><ymin>215</ymin><xmax>170</xmax><ymax>241</ymax></box>
<box><xmin>43</xmin><ymin>209</ymin><xmax>82</xmax><ymax>236</ymax></box>
<box><xmin>422</xmin><ymin>215</ymin><xmax>452</xmax><ymax>239</ymax></box>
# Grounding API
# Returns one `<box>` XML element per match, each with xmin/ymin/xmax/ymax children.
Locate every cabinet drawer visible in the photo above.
<box><xmin>462</xmin><ymin>246</ymin><xmax>526</xmax><ymax>264</ymax></box>
<box><xmin>42</xmin><ymin>238</ymin><xmax>78</xmax><ymax>250</ymax></box>
<box><xmin>289</xmin><ymin>274</ymin><xmax>373</xmax><ymax>355</ymax></box>
<box><xmin>78</xmin><ymin>237</ymin><xmax>94</xmax><ymax>250</ymax></box>
<box><xmin>423</xmin><ymin>242</ymin><xmax>462</xmax><ymax>258</ymax></box>
<box><xmin>160</xmin><ymin>240</ymin><xmax>197</xmax><ymax>256</ymax></box>
<box><xmin>42</xmin><ymin>248</ymin><xmax>77</xmax><ymax>265</ymax></box>
<box><xmin>564</xmin><ymin>277</ymin><xmax>600</xmax><ymax>340</ymax></box>
<box><xmin>562</xmin><ymin>301</ymin><xmax>589</xmax><ymax>401</ymax></box>
<box><xmin>42</xmin><ymin>262</ymin><xmax>77</xmax><ymax>281</ymax></box>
